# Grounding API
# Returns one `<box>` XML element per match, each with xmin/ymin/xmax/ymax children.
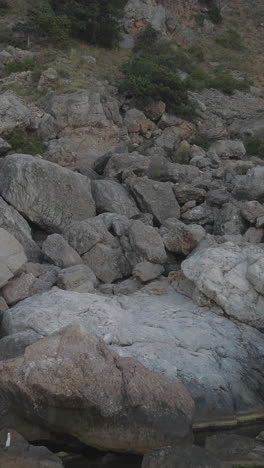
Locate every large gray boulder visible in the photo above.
<box><xmin>92</xmin><ymin>179</ymin><xmax>139</xmax><ymax>218</ymax></box>
<box><xmin>0</xmin><ymin>196</ymin><xmax>40</xmax><ymax>262</ymax></box>
<box><xmin>123</xmin><ymin>0</ymin><xmax>166</xmax><ymax>36</ymax></box>
<box><xmin>233</xmin><ymin>166</ymin><xmax>264</xmax><ymax>202</ymax></box>
<box><xmin>63</xmin><ymin>216</ymin><xmax>115</xmax><ymax>256</ymax></box>
<box><xmin>127</xmin><ymin>177</ymin><xmax>180</xmax><ymax>224</ymax></box>
<box><xmin>246</xmin><ymin>257</ymin><xmax>264</xmax><ymax>295</ymax></box>
<box><xmin>2</xmin><ymin>272</ymin><xmax>36</xmax><ymax>306</ymax></box>
<box><xmin>207</xmin><ymin>139</ymin><xmax>246</xmax><ymax>160</ymax></box>
<box><xmin>0</xmin><ymin>154</ymin><xmax>96</xmax><ymax>232</ymax></box>
<box><xmin>0</xmin><ymin>137</ymin><xmax>11</xmax><ymax>156</ymax></box>
<box><xmin>104</xmin><ymin>152</ymin><xmax>150</xmax><ymax>180</ymax></box>
<box><xmin>83</xmin><ymin>243</ymin><xmax>131</xmax><ymax>283</ymax></box>
<box><xmin>2</xmin><ymin>288</ymin><xmax>264</xmax><ymax>421</ymax></box>
<box><xmin>181</xmin><ymin>242</ymin><xmax>264</xmax><ymax>330</ymax></box>
<box><xmin>0</xmin><ymin>92</ymin><xmax>30</xmax><ymax>137</ymax></box>
<box><xmin>128</xmin><ymin>220</ymin><xmax>167</xmax><ymax>264</ymax></box>
<box><xmin>0</xmin><ymin>228</ymin><xmax>26</xmax><ymax>288</ymax></box>
<box><xmin>48</xmin><ymin>89</ymin><xmax>112</xmax><ymax>130</ymax></box>
<box><xmin>214</xmin><ymin>202</ymin><xmax>246</xmax><ymax>236</ymax></box>
<box><xmin>57</xmin><ymin>264</ymin><xmax>97</xmax><ymax>291</ymax></box>
<box><xmin>42</xmin><ymin>234</ymin><xmax>82</xmax><ymax>268</ymax></box>
<box><xmin>0</xmin><ymin>323</ymin><xmax>194</xmax><ymax>454</ymax></box>
<box><xmin>161</xmin><ymin>219</ymin><xmax>206</xmax><ymax>256</ymax></box>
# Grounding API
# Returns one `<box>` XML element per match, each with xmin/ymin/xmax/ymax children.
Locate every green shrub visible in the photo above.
<box><xmin>198</xmin><ymin>0</ymin><xmax>223</xmax><ymax>24</ymax></box>
<box><xmin>209</xmin><ymin>68</ymin><xmax>250</xmax><ymax>94</ymax></box>
<box><xmin>120</xmin><ymin>54</ymin><xmax>190</xmax><ymax>116</ymax></box>
<box><xmin>245</xmin><ymin>136</ymin><xmax>264</xmax><ymax>159</ymax></box>
<box><xmin>25</xmin><ymin>0</ymin><xmax>70</xmax><ymax>46</ymax></box>
<box><xmin>5</xmin><ymin>57</ymin><xmax>36</xmax><ymax>74</ymax></box>
<box><xmin>194</xmin><ymin>13</ymin><xmax>207</xmax><ymax>27</ymax></box>
<box><xmin>208</xmin><ymin>5</ymin><xmax>223</xmax><ymax>24</ymax></box>
<box><xmin>190</xmin><ymin>134</ymin><xmax>216</xmax><ymax>150</ymax></box>
<box><xmin>24</xmin><ymin>0</ymin><xmax>126</xmax><ymax>48</ymax></box>
<box><xmin>120</xmin><ymin>27</ymin><xmax>195</xmax><ymax>117</ymax></box>
<box><xmin>188</xmin><ymin>46</ymin><xmax>205</xmax><ymax>62</ymax></box>
<box><xmin>0</xmin><ymin>0</ymin><xmax>10</xmax><ymax>16</ymax></box>
<box><xmin>188</xmin><ymin>66</ymin><xmax>211</xmax><ymax>89</ymax></box>
<box><xmin>216</xmin><ymin>30</ymin><xmax>244</xmax><ymax>51</ymax></box>
<box><xmin>8</xmin><ymin>129</ymin><xmax>46</xmax><ymax>155</ymax></box>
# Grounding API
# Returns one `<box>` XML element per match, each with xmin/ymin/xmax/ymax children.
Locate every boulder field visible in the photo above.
<box><xmin>0</xmin><ymin>75</ymin><xmax>263</xmax><ymax>465</ymax></box>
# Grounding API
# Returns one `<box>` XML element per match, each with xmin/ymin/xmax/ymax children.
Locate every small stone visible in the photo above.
<box><xmin>174</xmin><ymin>184</ymin><xmax>206</xmax><ymax>206</ymax></box>
<box><xmin>2</xmin><ymin>273</ymin><xmax>36</xmax><ymax>305</ymax></box>
<box><xmin>113</xmin><ymin>278</ymin><xmax>141</xmax><ymax>295</ymax></box>
<box><xmin>57</xmin><ymin>264</ymin><xmax>97</xmax><ymax>290</ymax></box>
<box><xmin>133</xmin><ymin>262</ymin><xmax>165</xmax><ymax>283</ymax></box>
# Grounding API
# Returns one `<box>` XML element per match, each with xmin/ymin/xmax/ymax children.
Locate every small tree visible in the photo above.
<box><xmin>25</xmin><ymin>0</ymin><xmax>126</xmax><ymax>48</ymax></box>
<box><xmin>50</xmin><ymin>0</ymin><xmax>126</xmax><ymax>47</ymax></box>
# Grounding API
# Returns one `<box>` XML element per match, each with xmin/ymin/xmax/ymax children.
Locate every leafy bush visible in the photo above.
<box><xmin>120</xmin><ymin>27</ymin><xmax>195</xmax><ymax>117</ymax></box>
<box><xmin>209</xmin><ymin>68</ymin><xmax>250</xmax><ymax>94</ymax></box>
<box><xmin>0</xmin><ymin>0</ymin><xmax>10</xmax><ymax>16</ymax></box>
<box><xmin>188</xmin><ymin>46</ymin><xmax>205</xmax><ymax>62</ymax></box>
<box><xmin>198</xmin><ymin>0</ymin><xmax>223</xmax><ymax>24</ymax></box>
<box><xmin>245</xmin><ymin>136</ymin><xmax>264</xmax><ymax>159</ymax></box>
<box><xmin>216</xmin><ymin>30</ymin><xmax>244</xmax><ymax>51</ymax></box>
<box><xmin>190</xmin><ymin>134</ymin><xmax>216</xmax><ymax>150</ymax></box>
<box><xmin>188</xmin><ymin>64</ymin><xmax>250</xmax><ymax>95</ymax></box>
<box><xmin>25</xmin><ymin>0</ymin><xmax>125</xmax><ymax>48</ymax></box>
<box><xmin>25</xmin><ymin>0</ymin><xmax>70</xmax><ymax>46</ymax></box>
<box><xmin>8</xmin><ymin>129</ymin><xmax>46</xmax><ymax>155</ymax></box>
<box><xmin>5</xmin><ymin>57</ymin><xmax>36</xmax><ymax>74</ymax></box>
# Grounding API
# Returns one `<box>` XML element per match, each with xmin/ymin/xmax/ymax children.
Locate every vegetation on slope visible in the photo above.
<box><xmin>25</xmin><ymin>0</ymin><xmax>126</xmax><ymax>47</ymax></box>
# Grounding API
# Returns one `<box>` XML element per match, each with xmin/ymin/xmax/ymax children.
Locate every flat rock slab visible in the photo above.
<box><xmin>2</xmin><ymin>288</ymin><xmax>264</xmax><ymax>421</ymax></box>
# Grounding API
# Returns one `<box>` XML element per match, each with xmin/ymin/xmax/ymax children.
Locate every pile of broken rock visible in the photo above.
<box><xmin>0</xmin><ymin>84</ymin><xmax>264</xmax><ymax>466</ymax></box>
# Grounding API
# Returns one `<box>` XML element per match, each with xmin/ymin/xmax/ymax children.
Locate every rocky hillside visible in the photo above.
<box><xmin>0</xmin><ymin>0</ymin><xmax>264</xmax><ymax>467</ymax></box>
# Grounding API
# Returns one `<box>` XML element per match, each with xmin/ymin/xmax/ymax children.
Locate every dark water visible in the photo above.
<box><xmin>62</xmin><ymin>453</ymin><xmax>142</xmax><ymax>468</ymax></box>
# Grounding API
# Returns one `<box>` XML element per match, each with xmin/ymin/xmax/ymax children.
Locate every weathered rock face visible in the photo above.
<box><xmin>2</xmin><ymin>289</ymin><xmax>264</xmax><ymax>421</ymax></box>
<box><xmin>46</xmin><ymin>90</ymin><xmax>121</xmax><ymax>168</ymax></box>
<box><xmin>48</xmin><ymin>89</ymin><xmax>115</xmax><ymax>130</ymax></box>
<box><xmin>0</xmin><ymin>154</ymin><xmax>96</xmax><ymax>232</ymax></box>
<box><xmin>0</xmin><ymin>323</ymin><xmax>194</xmax><ymax>454</ymax></box>
<box><xmin>0</xmin><ymin>92</ymin><xmax>30</xmax><ymax>137</ymax></box>
<box><xmin>92</xmin><ymin>179</ymin><xmax>139</xmax><ymax>218</ymax></box>
<box><xmin>127</xmin><ymin>177</ymin><xmax>180</xmax><ymax>224</ymax></box>
<box><xmin>181</xmin><ymin>242</ymin><xmax>264</xmax><ymax>330</ymax></box>
<box><xmin>0</xmin><ymin>228</ymin><xmax>26</xmax><ymax>288</ymax></box>
<box><xmin>123</xmin><ymin>0</ymin><xmax>166</xmax><ymax>39</ymax></box>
